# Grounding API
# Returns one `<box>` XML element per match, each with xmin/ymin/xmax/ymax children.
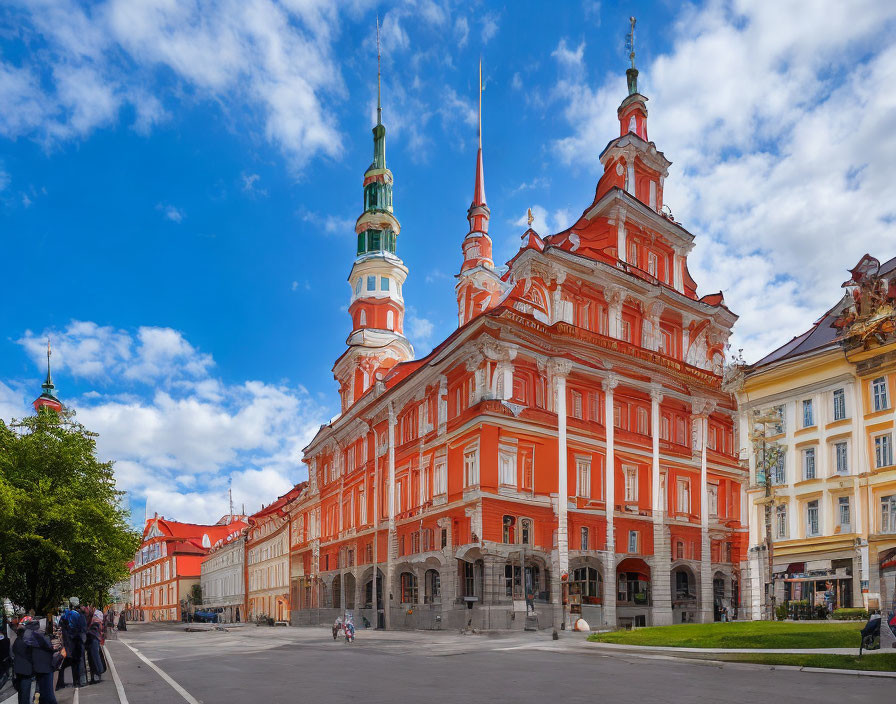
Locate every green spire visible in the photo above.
<box><xmin>42</xmin><ymin>339</ymin><xmax>56</xmax><ymax>396</ymax></box>
<box><xmin>373</xmin><ymin>15</ymin><xmax>386</xmax><ymax>170</ymax></box>
<box><xmin>626</xmin><ymin>16</ymin><xmax>639</xmax><ymax>95</ymax></box>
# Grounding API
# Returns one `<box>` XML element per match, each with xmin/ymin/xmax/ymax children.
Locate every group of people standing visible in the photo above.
<box><xmin>10</xmin><ymin>598</ymin><xmax>121</xmax><ymax>704</ymax></box>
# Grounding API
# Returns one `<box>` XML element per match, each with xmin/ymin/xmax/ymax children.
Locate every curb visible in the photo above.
<box><xmin>583</xmin><ymin>641</ymin><xmax>896</xmax><ymax>678</ymax></box>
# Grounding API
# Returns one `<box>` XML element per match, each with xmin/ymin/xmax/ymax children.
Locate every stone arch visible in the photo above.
<box><xmin>343</xmin><ymin>572</ymin><xmax>356</xmax><ymax>610</ymax></box>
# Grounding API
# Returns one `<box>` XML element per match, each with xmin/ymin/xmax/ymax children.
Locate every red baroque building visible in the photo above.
<box><xmin>131</xmin><ymin>514</ymin><xmax>247</xmax><ymax>622</ymax></box>
<box><xmin>288</xmin><ymin>42</ymin><xmax>748</xmax><ymax>630</ymax></box>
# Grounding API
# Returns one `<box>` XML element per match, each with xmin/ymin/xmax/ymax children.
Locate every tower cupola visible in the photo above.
<box><xmin>33</xmin><ymin>340</ymin><xmax>63</xmax><ymax>414</ymax></box>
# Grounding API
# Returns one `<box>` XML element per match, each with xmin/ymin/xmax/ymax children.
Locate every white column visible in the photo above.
<box><xmin>651</xmin><ymin>384</ymin><xmax>672</xmax><ymax>625</ymax></box>
<box><xmin>602</xmin><ymin>374</ymin><xmax>619</xmax><ymax>628</ymax></box>
<box><xmin>556</xmin><ymin>366</ymin><xmax>569</xmax><ymax>630</ymax></box>
<box><xmin>385</xmin><ymin>403</ymin><xmax>396</xmax><ymax>629</ymax></box>
<box><xmin>698</xmin><ymin>411</ymin><xmax>713</xmax><ymax>623</ymax></box>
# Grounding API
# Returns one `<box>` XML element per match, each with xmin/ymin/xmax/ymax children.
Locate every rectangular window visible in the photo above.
<box><xmin>806</xmin><ymin>500</ymin><xmax>819</xmax><ymax>537</ymax></box>
<box><xmin>434</xmin><ymin>461</ymin><xmax>446</xmax><ymax>494</ymax></box>
<box><xmin>620</xmin><ymin>319</ymin><xmax>632</xmax><ymax>343</ymax></box>
<box><xmin>882</xmin><ymin>495</ymin><xmax>896</xmax><ymax>534</ymax></box>
<box><xmin>833</xmin><ymin>388</ymin><xmax>846</xmax><ymax>421</ymax></box>
<box><xmin>637</xmin><ymin>407</ymin><xmax>648</xmax><ymax>435</ymax></box>
<box><xmin>771</xmin><ymin>405</ymin><xmax>785</xmax><ymax>435</ymax></box>
<box><xmin>770</xmin><ymin>454</ymin><xmax>785</xmax><ymax>485</ymax></box>
<box><xmin>366</xmin><ymin>275</ymin><xmax>376</xmax><ymax>291</ymax></box>
<box><xmin>395</xmin><ymin>481</ymin><xmax>402</xmax><ymax>515</ymax></box>
<box><xmin>776</xmin><ymin>504</ymin><xmax>787</xmax><ymax>539</ymax></box>
<box><xmin>624</xmin><ymin>465</ymin><xmax>638</xmax><ymax>502</ymax></box>
<box><xmin>708</xmin><ymin>484</ymin><xmax>718</xmax><ymax>517</ymax></box>
<box><xmin>521</xmin><ymin>450</ymin><xmax>534</xmax><ymax>491</ymax></box>
<box><xmin>803</xmin><ymin>448</ymin><xmax>816</xmax><ymax>480</ymax></box>
<box><xmin>576</xmin><ymin>459</ymin><xmax>591</xmax><ymax>498</ymax></box>
<box><xmin>875</xmin><ymin>434</ymin><xmax>893</xmax><ymax>468</ymax></box>
<box><xmin>628</xmin><ymin>530</ymin><xmax>639</xmax><ymax>554</ymax></box>
<box><xmin>873</xmin><ymin>377</ymin><xmax>889</xmax><ymax>412</ymax></box>
<box><xmin>380</xmin><ymin>276</ymin><xmax>389</xmax><ymax>291</ymax></box>
<box><xmin>647</xmin><ymin>251</ymin><xmax>658</xmax><ymax>276</ymax></box>
<box><xmin>835</xmin><ymin>442</ymin><xmax>848</xmax><ymax>474</ymax></box>
<box><xmin>570</xmin><ymin>390</ymin><xmax>583</xmax><ymax>419</ymax></box>
<box><xmin>676</xmin><ymin>478</ymin><xmax>690</xmax><ymax>514</ymax></box>
<box><xmin>628</xmin><ymin>241</ymin><xmax>638</xmax><ymax>265</ymax></box>
<box><xmin>580</xmin><ymin>526</ymin><xmax>589</xmax><ymax>551</ymax></box>
<box><xmin>802</xmin><ymin>399</ymin><xmax>814</xmax><ymax>428</ymax></box>
<box><xmin>499</xmin><ymin>450</ymin><xmax>516</xmax><ymax>486</ymax></box>
<box><xmin>838</xmin><ymin>496</ymin><xmax>851</xmax><ymax>531</ymax></box>
<box><xmin>464</xmin><ymin>449</ymin><xmax>479</xmax><ymax>487</ymax></box>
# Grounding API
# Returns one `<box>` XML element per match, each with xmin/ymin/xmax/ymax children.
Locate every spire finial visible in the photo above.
<box><xmin>478</xmin><ymin>57</ymin><xmax>483</xmax><ymax>149</ymax></box>
<box><xmin>376</xmin><ymin>15</ymin><xmax>382</xmax><ymax>126</ymax></box>
<box><xmin>43</xmin><ymin>338</ymin><xmax>54</xmax><ymax>392</ymax></box>
<box><xmin>527</xmin><ymin>207</ymin><xmax>534</xmax><ymax>227</ymax></box>
<box><xmin>628</xmin><ymin>16</ymin><xmax>637</xmax><ymax>70</ymax></box>
<box><xmin>625</xmin><ymin>17</ymin><xmax>639</xmax><ymax>95</ymax></box>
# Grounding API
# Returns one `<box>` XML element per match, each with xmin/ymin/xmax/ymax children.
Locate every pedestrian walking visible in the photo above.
<box><xmin>85</xmin><ymin>608</ymin><xmax>105</xmax><ymax>684</ymax></box>
<box><xmin>23</xmin><ymin>616</ymin><xmax>59</xmax><ymax>704</ymax></box>
<box><xmin>12</xmin><ymin>624</ymin><xmax>34</xmax><ymax>704</ymax></box>
<box><xmin>117</xmin><ymin>611</ymin><xmax>127</xmax><ymax>632</ymax></box>
<box><xmin>56</xmin><ymin>599</ymin><xmax>86</xmax><ymax>690</ymax></box>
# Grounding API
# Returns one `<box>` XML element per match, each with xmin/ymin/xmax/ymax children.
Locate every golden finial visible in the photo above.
<box><xmin>527</xmin><ymin>207</ymin><xmax>534</xmax><ymax>227</ymax></box>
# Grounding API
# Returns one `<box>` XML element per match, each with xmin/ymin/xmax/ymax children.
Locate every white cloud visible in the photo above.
<box><xmin>241</xmin><ymin>172</ymin><xmax>267</xmax><ymax>196</ymax></box>
<box><xmin>512</xmin><ymin>204</ymin><xmax>571</xmax><ymax>235</ymax></box>
<box><xmin>481</xmin><ymin>12</ymin><xmax>499</xmax><ymax>43</ymax></box>
<box><xmin>0</xmin><ymin>0</ymin><xmax>345</xmax><ymax>169</ymax></box>
<box><xmin>549</xmin><ymin>0</ymin><xmax>896</xmax><ymax>362</ymax></box>
<box><xmin>13</xmin><ymin>321</ymin><xmax>326</xmax><ymax>525</ymax></box>
<box><xmin>406</xmin><ymin>308</ymin><xmax>435</xmax><ymax>354</ymax></box>
<box><xmin>455</xmin><ymin>16</ymin><xmax>469</xmax><ymax>48</ymax></box>
<box><xmin>551</xmin><ymin>38</ymin><xmax>585</xmax><ymax>68</ymax></box>
<box><xmin>299</xmin><ymin>208</ymin><xmax>355</xmax><ymax>236</ymax></box>
<box><xmin>157</xmin><ymin>203</ymin><xmax>184</xmax><ymax>222</ymax></box>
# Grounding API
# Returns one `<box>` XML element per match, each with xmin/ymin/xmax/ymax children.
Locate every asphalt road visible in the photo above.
<box><xmin>1</xmin><ymin>624</ymin><xmax>890</xmax><ymax>704</ymax></box>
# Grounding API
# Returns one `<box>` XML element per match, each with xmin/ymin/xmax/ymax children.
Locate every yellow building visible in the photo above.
<box><xmin>737</xmin><ymin>254</ymin><xmax>896</xmax><ymax>619</ymax></box>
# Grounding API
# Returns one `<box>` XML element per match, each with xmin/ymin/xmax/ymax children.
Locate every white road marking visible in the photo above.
<box><xmin>103</xmin><ymin>644</ymin><xmax>130</xmax><ymax>704</ymax></box>
<box><xmin>119</xmin><ymin>640</ymin><xmax>200</xmax><ymax>704</ymax></box>
<box><xmin>74</xmin><ymin>685</ymin><xmax>80</xmax><ymax>704</ymax></box>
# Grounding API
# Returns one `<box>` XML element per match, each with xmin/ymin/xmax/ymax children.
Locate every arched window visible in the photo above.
<box><xmin>387</xmin><ymin>310</ymin><xmax>394</xmax><ymax>329</ymax></box>
<box><xmin>424</xmin><ymin>569</ymin><xmax>441</xmax><ymax>604</ymax></box>
<box><xmin>519</xmin><ymin>518</ymin><xmax>533</xmax><ymax>546</ymax></box>
<box><xmin>675</xmin><ymin>539</ymin><xmax>684</xmax><ymax>560</ymax></box>
<box><xmin>359</xmin><ymin>310</ymin><xmax>367</xmax><ymax>326</ymax></box>
<box><xmin>355</xmin><ymin>278</ymin><xmax>362</xmax><ymax>295</ymax></box>
<box><xmin>502</xmin><ymin>515</ymin><xmax>515</xmax><ymax>543</ymax></box>
<box><xmin>628</xmin><ymin>115</ymin><xmax>636</xmax><ymax>133</ymax></box>
<box><xmin>400</xmin><ymin>572</ymin><xmax>418</xmax><ymax>603</ymax></box>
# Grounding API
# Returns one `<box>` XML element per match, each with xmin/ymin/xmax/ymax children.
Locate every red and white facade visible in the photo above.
<box><xmin>286</xmin><ymin>46</ymin><xmax>748</xmax><ymax>630</ymax></box>
<box><xmin>130</xmin><ymin>514</ymin><xmax>246</xmax><ymax>622</ymax></box>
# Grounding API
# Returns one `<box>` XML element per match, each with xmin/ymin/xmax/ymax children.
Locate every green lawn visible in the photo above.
<box><xmin>711</xmin><ymin>653</ymin><xmax>896</xmax><ymax>672</ymax></box>
<box><xmin>587</xmin><ymin>621</ymin><xmax>863</xmax><ymax>649</ymax></box>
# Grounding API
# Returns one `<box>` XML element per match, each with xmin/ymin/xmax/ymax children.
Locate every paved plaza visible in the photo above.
<box><xmin>2</xmin><ymin>624</ymin><xmax>891</xmax><ymax>704</ymax></box>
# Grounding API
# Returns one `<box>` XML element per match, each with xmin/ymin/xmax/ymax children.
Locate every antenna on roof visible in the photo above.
<box><xmin>228</xmin><ymin>477</ymin><xmax>234</xmax><ymax>521</ymax></box>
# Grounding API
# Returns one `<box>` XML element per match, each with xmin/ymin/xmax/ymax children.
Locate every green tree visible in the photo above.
<box><xmin>0</xmin><ymin>409</ymin><xmax>140</xmax><ymax>614</ymax></box>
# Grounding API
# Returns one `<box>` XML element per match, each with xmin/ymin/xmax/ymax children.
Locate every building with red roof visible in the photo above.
<box><xmin>130</xmin><ymin>513</ymin><xmax>247</xmax><ymax>622</ymax></box>
<box><xmin>246</xmin><ymin>484</ymin><xmax>305</xmax><ymax>622</ymax></box>
<box><xmin>288</xmin><ymin>20</ymin><xmax>747</xmax><ymax>631</ymax></box>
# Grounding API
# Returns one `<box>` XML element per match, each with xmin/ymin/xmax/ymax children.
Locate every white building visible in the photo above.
<box><xmin>201</xmin><ymin>533</ymin><xmax>247</xmax><ymax>623</ymax></box>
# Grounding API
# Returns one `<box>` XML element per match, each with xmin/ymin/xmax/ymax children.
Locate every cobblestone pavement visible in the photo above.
<box><xmin>1</xmin><ymin>624</ymin><xmax>890</xmax><ymax>704</ymax></box>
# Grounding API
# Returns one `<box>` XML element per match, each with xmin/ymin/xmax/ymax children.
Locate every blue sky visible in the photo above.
<box><xmin>2</xmin><ymin>0</ymin><xmax>895</xmax><ymax>524</ymax></box>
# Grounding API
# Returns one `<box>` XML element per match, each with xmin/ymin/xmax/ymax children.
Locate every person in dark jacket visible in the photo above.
<box><xmin>23</xmin><ymin>618</ymin><xmax>58</xmax><ymax>704</ymax></box>
<box><xmin>12</xmin><ymin>624</ymin><xmax>34</xmax><ymax>704</ymax></box>
<box><xmin>56</xmin><ymin>601</ymin><xmax>86</xmax><ymax>690</ymax></box>
<box><xmin>85</xmin><ymin>608</ymin><xmax>105</xmax><ymax>683</ymax></box>
<box><xmin>117</xmin><ymin>611</ymin><xmax>127</xmax><ymax>631</ymax></box>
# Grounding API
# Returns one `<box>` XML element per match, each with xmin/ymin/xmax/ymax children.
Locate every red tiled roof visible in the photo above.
<box><xmin>142</xmin><ymin>517</ymin><xmax>247</xmax><ymax>545</ymax></box>
<box><xmin>249</xmin><ymin>483</ymin><xmax>306</xmax><ymax>521</ymax></box>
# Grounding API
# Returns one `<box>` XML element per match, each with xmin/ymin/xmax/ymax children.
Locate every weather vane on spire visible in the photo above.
<box><xmin>376</xmin><ymin>15</ymin><xmax>382</xmax><ymax>126</ymax></box>
<box><xmin>626</xmin><ymin>16</ymin><xmax>637</xmax><ymax>70</ymax></box>
<box><xmin>478</xmin><ymin>57</ymin><xmax>483</xmax><ymax>149</ymax></box>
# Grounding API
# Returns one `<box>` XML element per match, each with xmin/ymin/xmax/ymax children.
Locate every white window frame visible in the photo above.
<box><xmin>802</xmin><ymin>399</ymin><xmax>814</xmax><ymax>428</ymax></box>
<box><xmin>882</xmin><ymin>494</ymin><xmax>896</xmax><ymax>534</ymax></box>
<box><xmin>873</xmin><ymin>377</ymin><xmax>889</xmax><ymax>412</ymax></box>
<box><xmin>623</xmin><ymin>465</ymin><xmax>638</xmax><ymax>502</ymax></box>
<box><xmin>834</xmin><ymin>441</ymin><xmax>849</xmax><ymax>474</ymax></box>
<box><xmin>832</xmin><ymin>388</ymin><xmax>846</xmax><ymax>421</ymax></box>
<box><xmin>802</xmin><ymin>447</ymin><xmax>816</xmax><ymax>480</ymax></box>
<box><xmin>498</xmin><ymin>448</ymin><xmax>516</xmax><ymax>486</ymax></box>
<box><xmin>627</xmin><ymin>530</ymin><xmax>639</xmax><ymax>554</ymax></box>
<box><xmin>775</xmin><ymin>504</ymin><xmax>787</xmax><ymax>539</ymax></box>
<box><xmin>875</xmin><ymin>433</ymin><xmax>894</xmax><ymax>469</ymax></box>
<box><xmin>676</xmin><ymin>478</ymin><xmax>690</xmax><ymax>514</ymax></box>
<box><xmin>708</xmin><ymin>484</ymin><xmax>718</xmax><ymax>517</ymax></box>
<box><xmin>806</xmin><ymin>500</ymin><xmax>820</xmax><ymax>537</ymax></box>
<box><xmin>576</xmin><ymin>458</ymin><xmax>591</xmax><ymax>499</ymax></box>
<box><xmin>838</xmin><ymin>496</ymin><xmax>850</xmax><ymax>531</ymax></box>
<box><xmin>464</xmin><ymin>447</ymin><xmax>480</xmax><ymax>487</ymax></box>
